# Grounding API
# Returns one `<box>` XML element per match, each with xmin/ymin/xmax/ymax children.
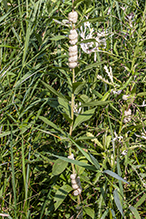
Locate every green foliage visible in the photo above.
<box><xmin>0</xmin><ymin>0</ymin><xmax>146</xmax><ymax>218</ymax></box>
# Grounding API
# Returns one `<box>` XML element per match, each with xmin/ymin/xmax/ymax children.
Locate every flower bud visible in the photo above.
<box><xmin>71</xmin><ymin>179</ymin><xmax>77</xmax><ymax>185</ymax></box>
<box><xmin>69</xmin><ymin>29</ymin><xmax>78</xmax><ymax>45</ymax></box>
<box><xmin>68</xmin><ymin>62</ymin><xmax>78</xmax><ymax>68</ymax></box>
<box><xmin>69</xmin><ymin>45</ymin><xmax>77</xmax><ymax>52</ymax></box>
<box><xmin>77</xmin><ymin>188</ymin><xmax>82</xmax><ymax>194</ymax></box>
<box><xmin>70</xmin><ymin>174</ymin><xmax>76</xmax><ymax>180</ymax></box>
<box><xmin>73</xmin><ymin>190</ymin><xmax>79</xmax><ymax>196</ymax></box>
<box><xmin>69</xmin><ymin>50</ymin><xmax>78</xmax><ymax>57</ymax></box>
<box><xmin>68</xmin><ymin>153</ymin><xmax>74</xmax><ymax>160</ymax></box>
<box><xmin>72</xmin><ymin>184</ymin><xmax>79</xmax><ymax>190</ymax></box>
<box><xmin>69</xmin><ymin>55</ymin><xmax>78</xmax><ymax>62</ymax></box>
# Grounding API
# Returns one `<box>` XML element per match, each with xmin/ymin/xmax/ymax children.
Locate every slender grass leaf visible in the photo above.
<box><xmin>0</xmin><ymin>129</ymin><xmax>19</xmax><ymax>138</ymax></box>
<box><xmin>22</xmin><ymin>25</ymin><xmax>31</xmax><ymax>66</ymax></box>
<box><xmin>120</xmin><ymin>76</ymin><xmax>132</xmax><ymax>90</ymax></box>
<box><xmin>134</xmin><ymin>193</ymin><xmax>146</xmax><ymax>208</ymax></box>
<box><xmin>54</xmin><ymin>184</ymin><xmax>72</xmax><ymax>210</ymax></box>
<box><xmin>80</xmin><ymin>17</ymin><xmax>106</xmax><ymax>24</ymax></box>
<box><xmin>83</xmin><ymin>207</ymin><xmax>95</xmax><ymax>219</ymax></box>
<box><xmin>39</xmin><ymin>116</ymin><xmax>65</xmax><ymax>135</ymax></box>
<box><xmin>103</xmin><ymin>170</ymin><xmax>129</xmax><ymax>184</ymax></box>
<box><xmin>81</xmin><ymin>100</ymin><xmax>111</xmax><ymax>107</ymax></box>
<box><xmin>79</xmin><ymin>61</ymin><xmax>106</xmax><ymax>72</ymax></box>
<box><xmin>10</xmin><ymin>130</ymin><xmax>17</xmax><ymax>218</ymax></box>
<box><xmin>50</xmin><ymin>35</ymin><xmax>67</xmax><ymax>41</ymax></box>
<box><xmin>136</xmin><ymin>92</ymin><xmax>146</xmax><ymax>97</ymax></box>
<box><xmin>73</xmin><ymin>108</ymin><xmax>95</xmax><ymax>130</ymax></box>
<box><xmin>101</xmin><ymin>209</ymin><xmax>109</xmax><ymax>219</ymax></box>
<box><xmin>78</xmin><ymin>38</ymin><xmax>97</xmax><ymax>44</ymax></box>
<box><xmin>129</xmin><ymin>206</ymin><xmax>141</xmax><ymax>219</ymax></box>
<box><xmin>73</xmin><ymin>0</ymin><xmax>84</xmax><ymax>8</ymax></box>
<box><xmin>113</xmin><ymin>189</ymin><xmax>124</xmax><ymax>218</ymax></box>
<box><xmin>52</xmin><ymin>159</ymin><xmax>68</xmax><ymax>175</ymax></box>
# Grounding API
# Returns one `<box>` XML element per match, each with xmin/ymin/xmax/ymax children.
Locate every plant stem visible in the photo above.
<box><xmin>69</xmin><ymin>68</ymin><xmax>75</xmax><ymax>175</ymax></box>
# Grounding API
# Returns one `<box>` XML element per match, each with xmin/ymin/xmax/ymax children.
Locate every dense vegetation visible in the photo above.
<box><xmin>0</xmin><ymin>0</ymin><xmax>146</xmax><ymax>218</ymax></box>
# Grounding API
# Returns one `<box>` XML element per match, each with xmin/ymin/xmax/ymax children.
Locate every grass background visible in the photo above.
<box><xmin>0</xmin><ymin>0</ymin><xmax>146</xmax><ymax>218</ymax></box>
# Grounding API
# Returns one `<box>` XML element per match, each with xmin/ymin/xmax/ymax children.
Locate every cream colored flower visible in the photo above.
<box><xmin>68</xmin><ymin>62</ymin><xmax>78</xmax><ymax>68</ymax></box>
<box><xmin>73</xmin><ymin>190</ymin><xmax>79</xmax><ymax>196</ymax></box>
<box><xmin>69</xmin><ymin>45</ymin><xmax>77</xmax><ymax>52</ymax></box>
<box><xmin>72</xmin><ymin>184</ymin><xmax>79</xmax><ymax>190</ymax></box>
<box><xmin>123</xmin><ymin>109</ymin><xmax>132</xmax><ymax>123</ymax></box>
<box><xmin>70</xmin><ymin>174</ymin><xmax>77</xmax><ymax>180</ymax></box>
<box><xmin>69</xmin><ymin>29</ymin><xmax>78</xmax><ymax>45</ymax></box>
<box><xmin>68</xmin><ymin>153</ymin><xmax>74</xmax><ymax>160</ymax></box>
<box><xmin>68</xmin><ymin>11</ymin><xmax>78</xmax><ymax>23</ymax></box>
<box><xmin>68</xmin><ymin>55</ymin><xmax>78</xmax><ymax>62</ymax></box>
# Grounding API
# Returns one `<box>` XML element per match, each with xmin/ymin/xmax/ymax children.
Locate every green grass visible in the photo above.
<box><xmin>0</xmin><ymin>0</ymin><xmax>146</xmax><ymax>218</ymax></box>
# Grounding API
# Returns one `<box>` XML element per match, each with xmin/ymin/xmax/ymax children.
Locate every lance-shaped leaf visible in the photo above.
<box><xmin>72</xmin><ymin>82</ymin><xmax>86</xmax><ymax>95</ymax></box>
<box><xmin>129</xmin><ymin>206</ymin><xmax>141</xmax><ymax>219</ymax></box>
<box><xmin>50</xmin><ymin>35</ymin><xmax>66</xmax><ymax>41</ymax></box>
<box><xmin>41</xmin><ymin>80</ymin><xmax>67</xmax><ymax>100</ymax></box>
<box><xmin>113</xmin><ymin>189</ymin><xmax>124</xmax><ymax>218</ymax></box>
<box><xmin>39</xmin><ymin>116</ymin><xmax>65</xmax><ymax>135</ymax></box>
<box><xmin>58</xmin><ymin>97</ymin><xmax>71</xmax><ymax>118</ymax></box>
<box><xmin>88</xmin><ymin>153</ymin><xmax>100</xmax><ymax>170</ymax></box>
<box><xmin>47</xmin><ymin>153</ymin><xmax>97</xmax><ymax>172</ymax></box>
<box><xmin>103</xmin><ymin>170</ymin><xmax>129</xmax><ymax>184</ymax></box>
<box><xmin>81</xmin><ymin>100</ymin><xmax>111</xmax><ymax>107</ymax></box>
<box><xmin>73</xmin><ymin>108</ymin><xmax>95</xmax><ymax>130</ymax></box>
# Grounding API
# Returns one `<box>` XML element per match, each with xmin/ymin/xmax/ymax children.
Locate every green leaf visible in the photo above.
<box><xmin>47</xmin><ymin>153</ymin><xmax>97</xmax><ymax>172</ymax></box>
<box><xmin>54</xmin><ymin>184</ymin><xmax>72</xmax><ymax>210</ymax></box>
<box><xmin>58</xmin><ymin>97</ymin><xmax>71</xmax><ymax>118</ymax></box>
<box><xmin>81</xmin><ymin>17</ymin><xmax>106</xmax><ymax>24</ymax></box>
<box><xmin>72</xmin><ymin>82</ymin><xmax>86</xmax><ymax>95</ymax></box>
<box><xmin>73</xmin><ymin>0</ymin><xmax>84</xmax><ymax>8</ymax></box>
<box><xmin>39</xmin><ymin>116</ymin><xmax>65</xmax><ymax>135</ymax></box>
<box><xmin>113</xmin><ymin>189</ymin><xmax>124</xmax><ymax>218</ymax></box>
<box><xmin>0</xmin><ymin>129</ymin><xmax>19</xmax><ymax>138</ymax></box>
<box><xmin>78</xmin><ymin>61</ymin><xmax>106</xmax><ymax>73</ymax></box>
<box><xmin>83</xmin><ymin>207</ymin><xmax>95</xmax><ymax>219</ymax></box>
<box><xmin>52</xmin><ymin>159</ymin><xmax>68</xmax><ymax>175</ymax></box>
<box><xmin>103</xmin><ymin>170</ymin><xmax>129</xmax><ymax>184</ymax></box>
<box><xmin>41</xmin><ymin>80</ymin><xmax>67</xmax><ymax>100</ymax></box>
<box><xmin>134</xmin><ymin>193</ymin><xmax>146</xmax><ymax>208</ymax></box>
<box><xmin>88</xmin><ymin>153</ymin><xmax>100</xmax><ymax>170</ymax></box>
<box><xmin>69</xmin><ymin>137</ymin><xmax>93</xmax><ymax>164</ymax></box>
<box><xmin>78</xmin><ymin>38</ymin><xmax>97</xmax><ymax>44</ymax></box>
<box><xmin>86</xmin><ymin>132</ymin><xmax>104</xmax><ymax>149</ymax></box>
<box><xmin>81</xmin><ymin>100</ymin><xmax>111</xmax><ymax>107</ymax></box>
<box><xmin>101</xmin><ymin>209</ymin><xmax>109</xmax><ymax>219</ymax></box>
<box><xmin>73</xmin><ymin>108</ymin><xmax>95</xmax><ymax>130</ymax></box>
<box><xmin>129</xmin><ymin>206</ymin><xmax>141</xmax><ymax>219</ymax></box>
<box><xmin>50</xmin><ymin>35</ymin><xmax>66</xmax><ymax>41</ymax></box>
<box><xmin>136</xmin><ymin>92</ymin><xmax>146</xmax><ymax>97</ymax></box>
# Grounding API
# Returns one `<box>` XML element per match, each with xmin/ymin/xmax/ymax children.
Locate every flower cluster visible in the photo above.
<box><xmin>68</xmin><ymin>153</ymin><xmax>82</xmax><ymax>196</ymax></box>
<box><xmin>70</xmin><ymin>174</ymin><xmax>82</xmax><ymax>196</ymax></box>
<box><xmin>68</xmin><ymin>11</ymin><xmax>78</xmax><ymax>69</ymax></box>
<box><xmin>79</xmin><ymin>18</ymin><xmax>110</xmax><ymax>61</ymax></box>
<box><xmin>68</xmin><ymin>11</ymin><xmax>78</xmax><ymax>23</ymax></box>
<box><xmin>123</xmin><ymin>108</ymin><xmax>132</xmax><ymax>123</ymax></box>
